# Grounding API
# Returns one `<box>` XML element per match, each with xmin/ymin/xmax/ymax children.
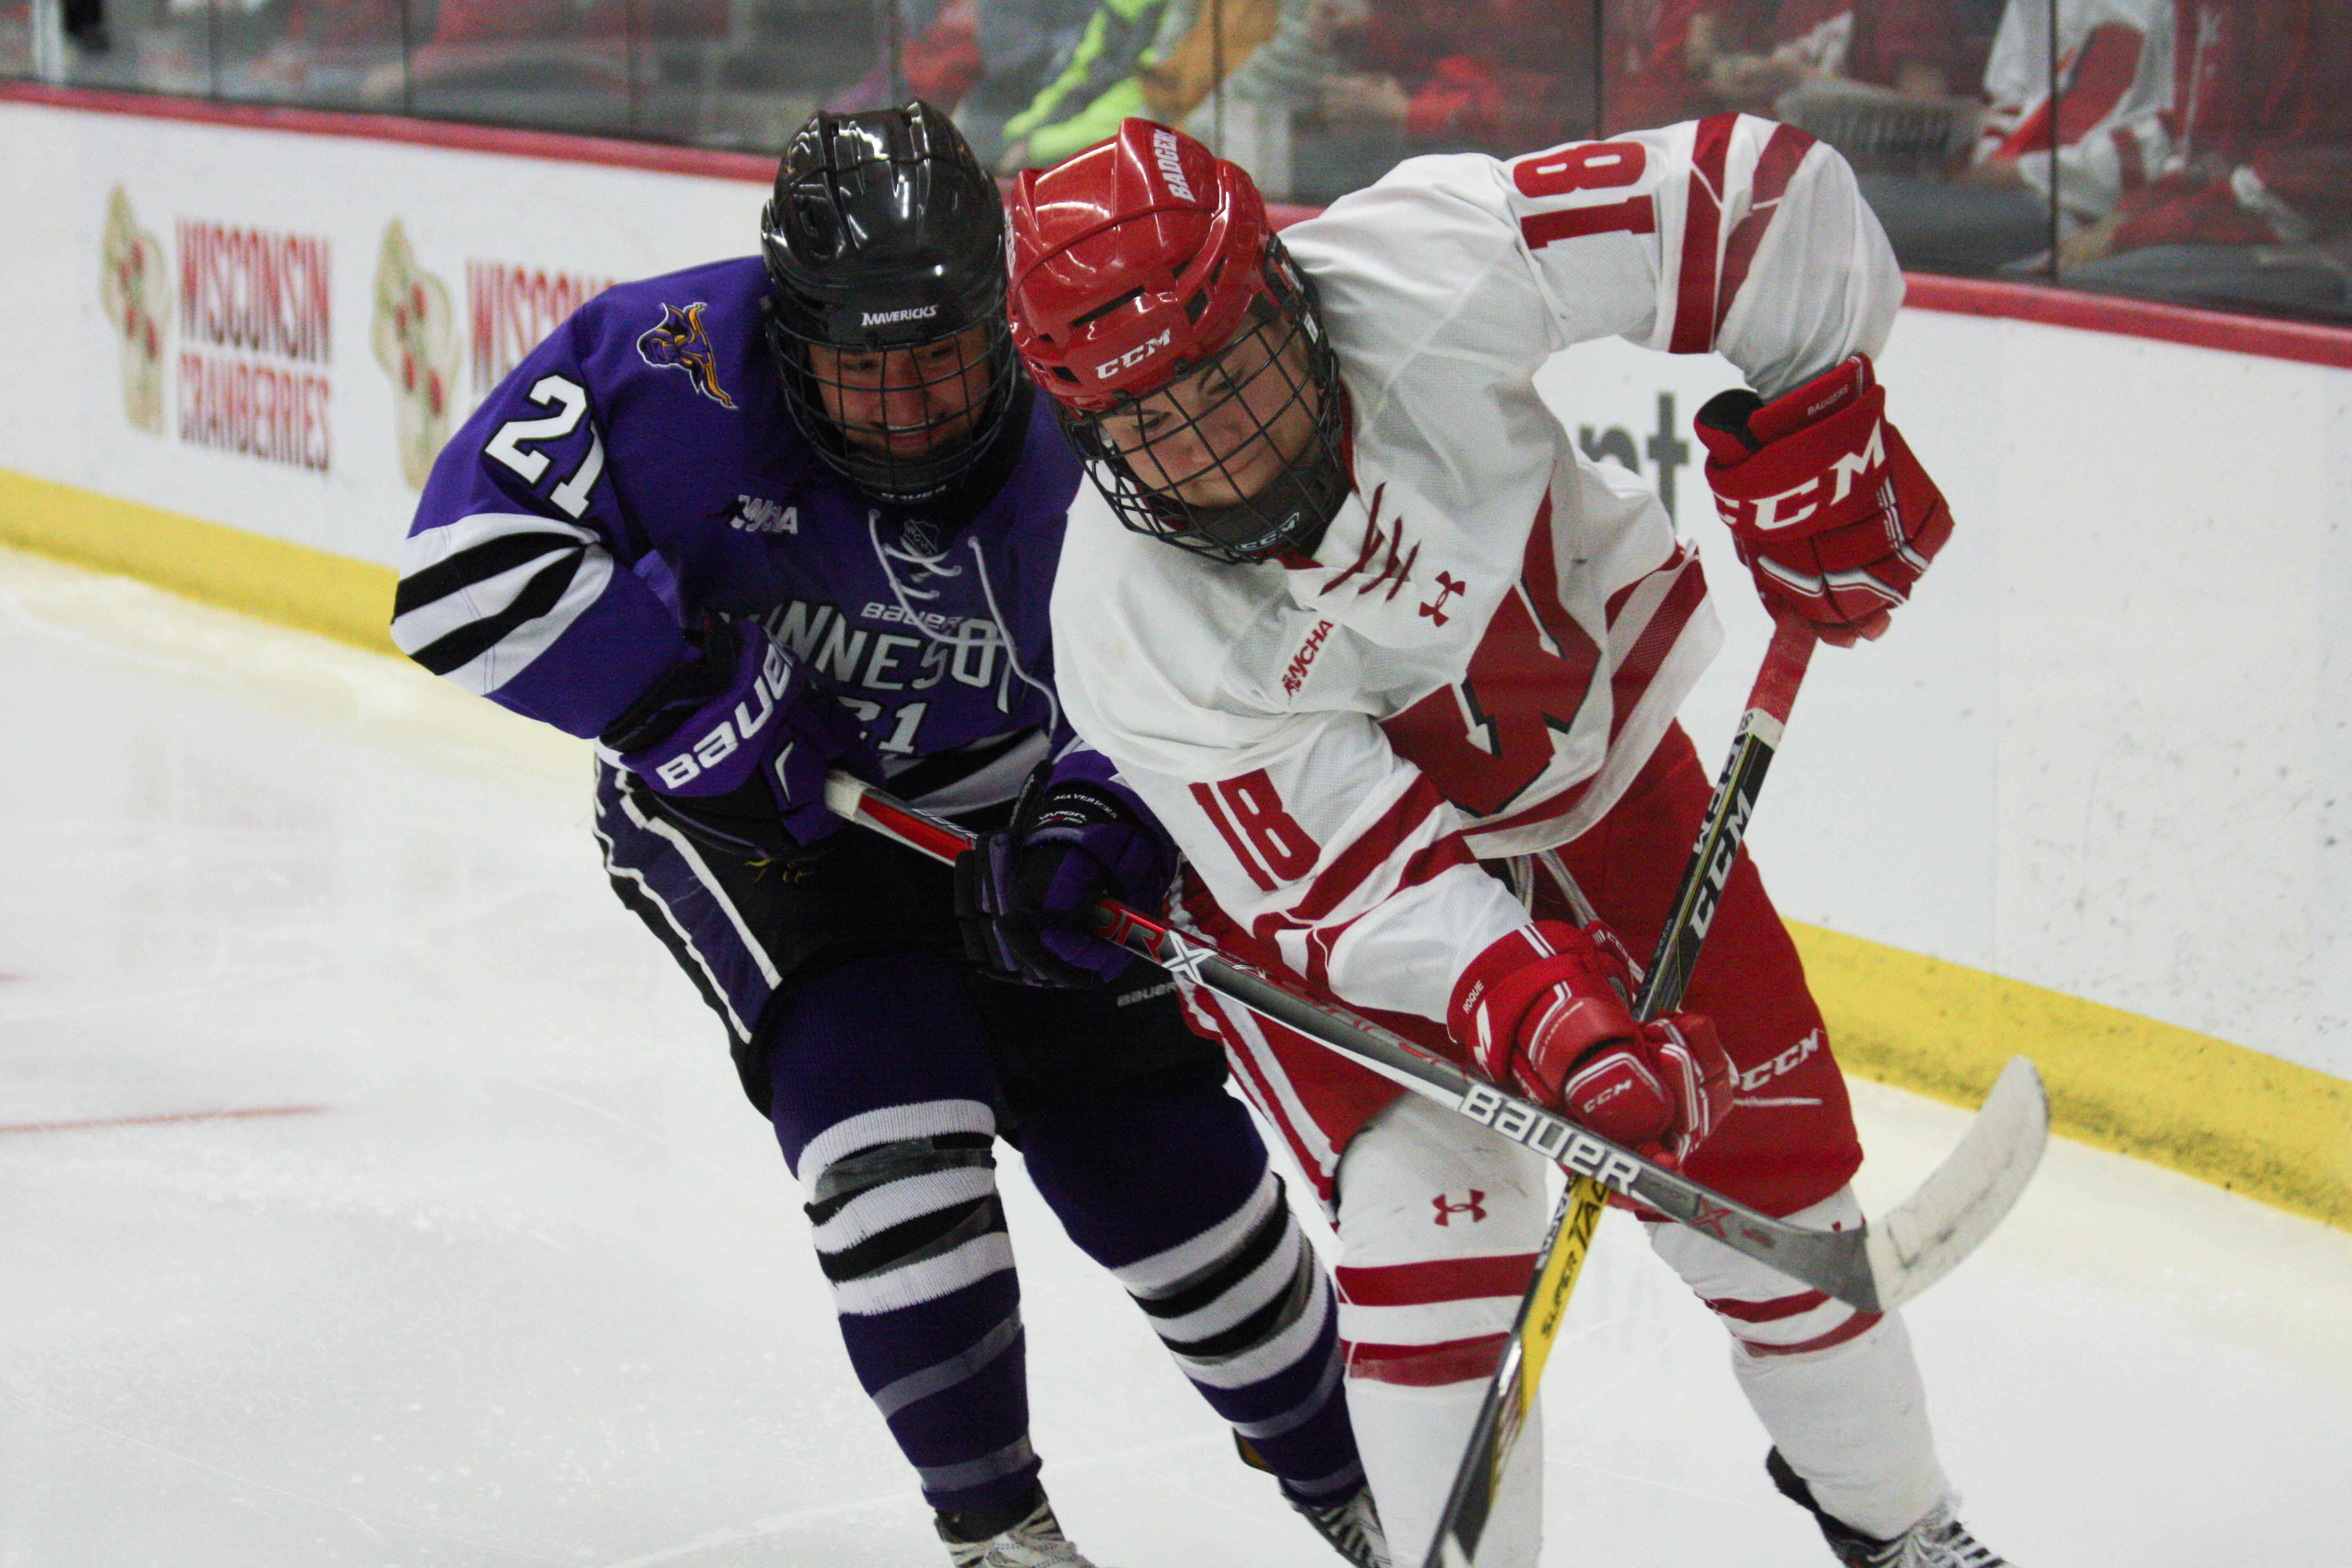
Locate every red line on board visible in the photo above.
<box><xmin>0</xmin><ymin>1105</ymin><xmax>330</xmax><ymax>1136</ymax></box>
<box><xmin>1900</xmin><ymin>272</ymin><xmax>2352</xmax><ymax>370</ymax></box>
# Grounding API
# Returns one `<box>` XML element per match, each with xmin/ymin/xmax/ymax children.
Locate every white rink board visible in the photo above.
<box><xmin>1537</xmin><ymin>325</ymin><xmax>2352</xmax><ymax>1080</ymax></box>
<box><xmin>0</xmin><ymin>98</ymin><xmax>769</xmax><ymax>569</ymax></box>
<box><xmin>2</xmin><ymin>94</ymin><xmax>2347</xmax><ymax>1082</ymax></box>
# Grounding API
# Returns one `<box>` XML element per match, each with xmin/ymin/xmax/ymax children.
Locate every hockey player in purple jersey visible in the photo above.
<box><xmin>390</xmin><ymin>102</ymin><xmax>1385</xmax><ymax>1568</ymax></box>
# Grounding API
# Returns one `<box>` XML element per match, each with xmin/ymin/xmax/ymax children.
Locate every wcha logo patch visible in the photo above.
<box><xmin>637</xmin><ymin>301</ymin><xmax>736</xmax><ymax>409</ymax></box>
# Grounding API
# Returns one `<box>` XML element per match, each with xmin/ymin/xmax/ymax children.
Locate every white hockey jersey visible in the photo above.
<box><xmin>1051</xmin><ymin>114</ymin><xmax>1903</xmax><ymax>1029</ymax></box>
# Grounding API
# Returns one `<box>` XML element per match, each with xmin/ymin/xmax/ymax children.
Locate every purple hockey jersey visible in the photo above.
<box><xmin>391</xmin><ymin>256</ymin><xmax>1086</xmax><ymax>814</ymax></box>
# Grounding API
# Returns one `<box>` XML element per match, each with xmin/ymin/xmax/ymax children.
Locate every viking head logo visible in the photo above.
<box><xmin>637</xmin><ymin>302</ymin><xmax>736</xmax><ymax>409</ymax></box>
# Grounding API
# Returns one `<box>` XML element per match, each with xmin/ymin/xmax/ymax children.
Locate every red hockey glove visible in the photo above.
<box><xmin>1696</xmin><ymin>354</ymin><xmax>1953</xmax><ymax>647</ymax></box>
<box><xmin>1448</xmin><ymin>920</ymin><xmax>1734</xmax><ymax>1166</ymax></box>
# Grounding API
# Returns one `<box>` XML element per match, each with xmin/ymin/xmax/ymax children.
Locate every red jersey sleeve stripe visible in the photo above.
<box><xmin>1293</xmin><ymin>774</ymin><xmax>1461</xmax><ymax>926</ymax></box>
<box><xmin>1604</xmin><ymin>547</ymin><xmax>1709</xmax><ymax>747</ymax></box>
<box><xmin>2056</xmin><ymin>25</ymin><xmax>2146</xmax><ymax>142</ymax></box>
<box><xmin>1670</xmin><ymin>114</ymin><xmax>1736</xmax><ymax>354</ymax></box>
<box><xmin>1991</xmin><ymin>96</ymin><xmax>2058</xmax><ymax>161</ymax></box>
<box><xmin>1714</xmin><ymin>123</ymin><xmax>1818</xmax><ymax>342</ymax></box>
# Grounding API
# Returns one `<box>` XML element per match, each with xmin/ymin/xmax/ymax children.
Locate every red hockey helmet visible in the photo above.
<box><xmin>1007</xmin><ymin>120</ymin><xmax>1349</xmax><ymax>563</ymax></box>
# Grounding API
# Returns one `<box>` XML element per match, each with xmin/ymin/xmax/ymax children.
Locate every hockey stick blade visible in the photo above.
<box><xmin>821</xmin><ymin>769</ymin><xmax>2047</xmax><ymax>1312</ymax></box>
<box><xmin>1861</xmin><ymin>1054</ymin><xmax>2048</xmax><ymax>1312</ymax></box>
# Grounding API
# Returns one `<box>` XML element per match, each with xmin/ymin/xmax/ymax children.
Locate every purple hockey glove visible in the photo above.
<box><xmin>603</xmin><ymin>616</ymin><xmax>873</xmax><ymax>862</ymax></box>
<box><xmin>954</xmin><ymin>760</ymin><xmax>1174</xmax><ymax>988</ymax></box>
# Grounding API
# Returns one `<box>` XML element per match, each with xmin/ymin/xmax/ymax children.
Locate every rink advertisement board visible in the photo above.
<box><xmin>1</xmin><ymin>94</ymin><xmax>767</xmax><ymax>571</ymax></box>
<box><xmin>1</xmin><ymin>91</ymin><xmax>2347</xmax><ymax>1210</ymax></box>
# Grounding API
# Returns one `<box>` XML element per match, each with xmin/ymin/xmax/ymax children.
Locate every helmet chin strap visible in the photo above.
<box><xmin>1145</xmin><ymin>435</ymin><xmax>1351</xmax><ymax>564</ymax></box>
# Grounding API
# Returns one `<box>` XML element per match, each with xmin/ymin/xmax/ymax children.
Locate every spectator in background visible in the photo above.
<box><xmin>1319</xmin><ymin>0</ymin><xmax>1592</xmax><ymax>158</ymax></box>
<box><xmin>1844</xmin><ymin>0</ymin><xmax>2173</xmax><ymax>272</ymax></box>
<box><xmin>1601</xmin><ymin>0</ymin><xmax>1995</xmax><ymax>134</ymax></box>
<box><xmin>958</xmin><ymin>0</ymin><xmax>1108</xmax><ymax>157</ymax></box>
<box><xmin>993</xmin><ymin>0</ymin><xmax>1344</xmax><ymax>177</ymax></box>
<box><xmin>321</xmin><ymin>0</ymin><xmax>635</xmax><ymax>111</ymax></box>
<box><xmin>983</xmin><ymin>0</ymin><xmax>1355</xmax><ymax>191</ymax></box>
<box><xmin>899</xmin><ymin>0</ymin><xmax>987</xmax><ymax>107</ymax></box>
<box><xmin>2060</xmin><ymin>0</ymin><xmax>2352</xmax><ymax>309</ymax></box>
<box><xmin>826</xmin><ymin>1</ymin><xmax>1113</xmax><ymax>164</ymax></box>
<box><xmin>64</xmin><ymin>0</ymin><xmax>109</xmax><ymax>52</ymax></box>
<box><xmin>989</xmin><ymin>0</ymin><xmax>1179</xmax><ymax>167</ymax></box>
<box><xmin>1970</xmin><ymin>0</ymin><xmax>2174</xmax><ymax>227</ymax></box>
<box><xmin>252</xmin><ymin>0</ymin><xmax>409</xmax><ymax>96</ymax></box>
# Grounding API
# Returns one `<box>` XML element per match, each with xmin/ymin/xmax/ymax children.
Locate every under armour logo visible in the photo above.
<box><xmin>1418</xmin><ymin>572</ymin><xmax>1465</xmax><ymax>626</ymax></box>
<box><xmin>1433</xmin><ymin>1190</ymin><xmax>1487</xmax><ymax>1225</ymax></box>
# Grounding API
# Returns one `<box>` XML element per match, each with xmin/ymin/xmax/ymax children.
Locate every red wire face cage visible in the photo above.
<box><xmin>1006</xmin><ymin>120</ymin><xmax>1350</xmax><ymax>564</ymax></box>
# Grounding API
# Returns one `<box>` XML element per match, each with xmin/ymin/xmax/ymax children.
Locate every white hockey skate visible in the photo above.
<box><xmin>1768</xmin><ymin>1449</ymin><xmax>2011</xmax><ymax>1568</ymax></box>
<box><xmin>1290</xmin><ymin>1483</ymin><xmax>1393</xmax><ymax>1568</ymax></box>
<box><xmin>936</xmin><ymin>1490</ymin><xmax>1103</xmax><ymax>1568</ymax></box>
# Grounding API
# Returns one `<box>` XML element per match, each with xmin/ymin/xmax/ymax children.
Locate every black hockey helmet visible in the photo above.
<box><xmin>760</xmin><ymin>101</ymin><xmax>1020</xmax><ymax>507</ymax></box>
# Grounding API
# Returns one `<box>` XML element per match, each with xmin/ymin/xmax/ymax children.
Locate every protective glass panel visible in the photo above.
<box><xmin>2048</xmin><ymin>0</ymin><xmax>2352</xmax><ymax>319</ymax></box>
<box><xmin>0</xmin><ymin>3</ymin><xmax>29</xmax><ymax>78</ymax></box>
<box><xmin>393</xmin><ymin>1</ymin><xmax>636</xmax><ymax>136</ymax></box>
<box><xmin>18</xmin><ymin>0</ymin><xmax>216</xmax><ymax>93</ymax></box>
<box><xmin>211</xmin><ymin>0</ymin><xmax>412</xmax><ymax>109</ymax></box>
<box><xmin>974</xmin><ymin>0</ymin><xmax>1598</xmax><ymax>205</ymax></box>
<box><xmin>14</xmin><ymin>0</ymin><xmax>2352</xmax><ymax>323</ymax></box>
<box><xmin>628</xmin><ymin>1</ymin><xmax>875</xmax><ymax>151</ymax></box>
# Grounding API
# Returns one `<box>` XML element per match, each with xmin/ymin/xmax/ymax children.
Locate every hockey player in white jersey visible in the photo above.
<box><xmin>993</xmin><ymin>117</ymin><xmax>2005</xmax><ymax>1566</ymax></box>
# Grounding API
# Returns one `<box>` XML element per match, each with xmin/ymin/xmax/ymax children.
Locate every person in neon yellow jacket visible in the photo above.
<box><xmin>997</xmin><ymin>0</ymin><xmax>1348</xmax><ymax>170</ymax></box>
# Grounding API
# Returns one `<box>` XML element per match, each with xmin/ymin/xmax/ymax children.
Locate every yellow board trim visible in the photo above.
<box><xmin>0</xmin><ymin>466</ymin><xmax>397</xmax><ymax>655</ymax></box>
<box><xmin>1793</xmin><ymin>922</ymin><xmax>2352</xmax><ymax>1230</ymax></box>
<box><xmin>7</xmin><ymin>464</ymin><xmax>2350</xmax><ymax>1232</ymax></box>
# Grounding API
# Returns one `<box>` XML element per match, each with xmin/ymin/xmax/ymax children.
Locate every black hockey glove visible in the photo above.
<box><xmin>954</xmin><ymin>760</ymin><xmax>1173</xmax><ymax>988</ymax></box>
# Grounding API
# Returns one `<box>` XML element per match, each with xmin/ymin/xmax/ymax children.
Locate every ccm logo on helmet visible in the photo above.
<box><xmin>861</xmin><ymin>305</ymin><xmax>939</xmax><ymax>327</ymax></box>
<box><xmin>1151</xmin><ymin>128</ymin><xmax>1195</xmax><ymax>202</ymax></box>
<box><xmin>1716</xmin><ymin>421</ymin><xmax>1890</xmax><ymax>533</ymax></box>
<box><xmin>653</xmin><ymin>642</ymin><xmax>792</xmax><ymax>788</ymax></box>
<box><xmin>1095</xmin><ymin>327</ymin><xmax>1173</xmax><ymax>381</ymax></box>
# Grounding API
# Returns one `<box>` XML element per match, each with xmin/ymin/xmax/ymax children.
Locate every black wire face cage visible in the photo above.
<box><xmin>764</xmin><ymin>299</ymin><xmax>1020</xmax><ymax>508</ymax></box>
<box><xmin>1061</xmin><ymin>258</ymin><xmax>1351</xmax><ymax>566</ymax></box>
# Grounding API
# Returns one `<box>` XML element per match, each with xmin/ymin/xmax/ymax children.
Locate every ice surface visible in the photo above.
<box><xmin>4</xmin><ymin>548</ymin><xmax>2347</xmax><ymax>1567</ymax></box>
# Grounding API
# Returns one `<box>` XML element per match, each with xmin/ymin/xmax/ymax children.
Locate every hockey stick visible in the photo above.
<box><xmin>822</xmin><ymin>750</ymin><xmax>2046</xmax><ymax>1319</ymax></box>
<box><xmin>1424</xmin><ymin>615</ymin><xmax>1812</xmax><ymax>1568</ymax></box>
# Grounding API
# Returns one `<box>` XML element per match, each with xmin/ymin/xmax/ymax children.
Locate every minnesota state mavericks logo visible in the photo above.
<box><xmin>636</xmin><ymin>301</ymin><xmax>736</xmax><ymax>409</ymax></box>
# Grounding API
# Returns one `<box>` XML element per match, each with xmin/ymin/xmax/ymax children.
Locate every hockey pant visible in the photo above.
<box><xmin>1189</xmin><ymin>724</ymin><xmax>1951</xmax><ymax>1558</ymax></box>
<box><xmin>593</xmin><ymin>760</ymin><xmax>1361</xmax><ymax>1515</ymax></box>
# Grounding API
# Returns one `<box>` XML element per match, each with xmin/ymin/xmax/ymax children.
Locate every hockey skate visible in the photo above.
<box><xmin>1230</xmin><ymin>1433</ymin><xmax>1392</xmax><ymax>1567</ymax></box>
<box><xmin>935</xmin><ymin>1488</ymin><xmax>1102</xmax><ymax>1568</ymax></box>
<box><xmin>1768</xmin><ymin>1449</ymin><xmax>2011</xmax><ymax>1568</ymax></box>
<box><xmin>1290</xmin><ymin>1483</ymin><xmax>1393</xmax><ymax>1568</ymax></box>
